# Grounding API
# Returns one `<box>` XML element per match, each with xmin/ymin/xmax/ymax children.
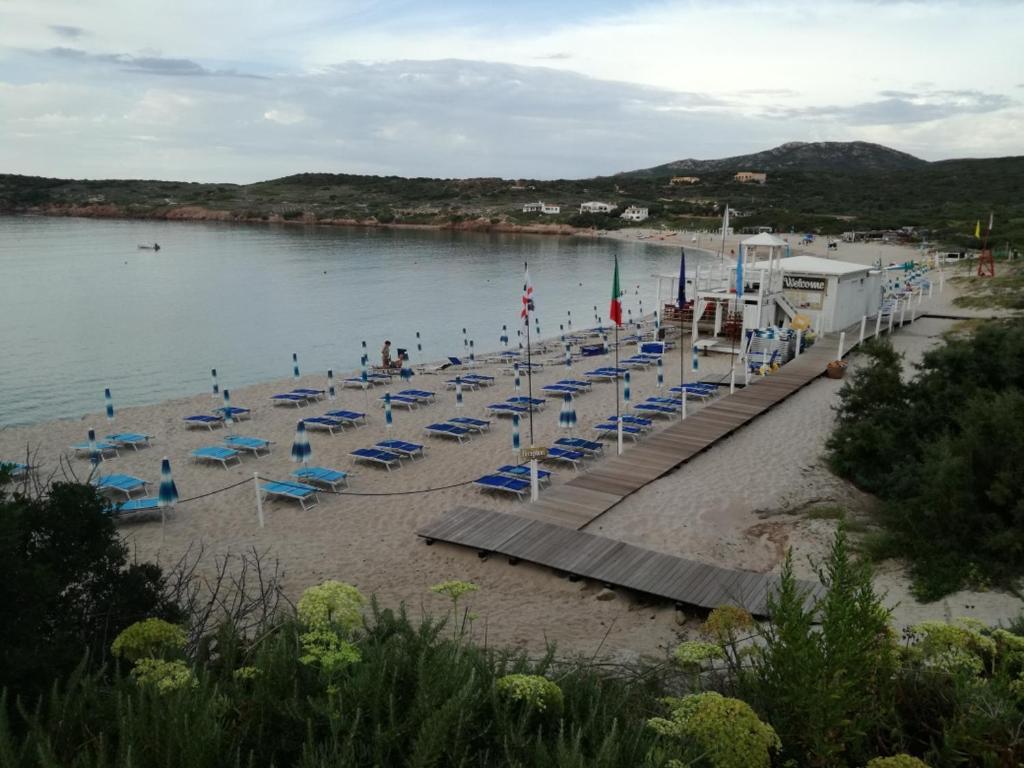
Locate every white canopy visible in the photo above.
<box><xmin>741</xmin><ymin>232</ymin><xmax>788</xmax><ymax>247</ymax></box>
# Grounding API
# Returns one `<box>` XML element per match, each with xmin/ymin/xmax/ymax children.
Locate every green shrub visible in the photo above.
<box><xmin>495</xmin><ymin>673</ymin><xmax>564</xmax><ymax>714</ymax></box>
<box><xmin>867</xmin><ymin>756</ymin><xmax>931</xmax><ymax>768</ymax></box>
<box><xmin>111</xmin><ymin>618</ymin><xmax>186</xmax><ymax>662</ymax></box>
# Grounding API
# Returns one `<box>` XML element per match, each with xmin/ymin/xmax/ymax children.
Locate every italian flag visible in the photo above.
<box><xmin>609</xmin><ymin>255</ymin><xmax>623</xmax><ymax>326</ymax></box>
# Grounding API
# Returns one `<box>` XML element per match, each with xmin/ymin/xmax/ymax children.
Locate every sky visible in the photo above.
<box><xmin>1</xmin><ymin>0</ymin><xmax>1022</xmax><ymax>182</ymax></box>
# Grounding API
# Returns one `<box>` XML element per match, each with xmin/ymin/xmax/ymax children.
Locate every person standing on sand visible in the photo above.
<box><xmin>381</xmin><ymin>340</ymin><xmax>393</xmax><ymax>369</ymax></box>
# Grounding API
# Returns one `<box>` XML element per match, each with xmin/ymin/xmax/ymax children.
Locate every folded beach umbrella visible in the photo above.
<box><xmin>514</xmin><ymin>363</ymin><xmax>521</xmax><ymax>393</ymax></box>
<box><xmin>692</xmin><ymin>344</ymin><xmax>700</xmax><ymax>372</ymax></box>
<box><xmin>223</xmin><ymin>389</ymin><xmax>234</xmax><ymax>427</ymax></box>
<box><xmin>292</xmin><ymin>353</ymin><xmax>300</xmax><ymax>380</ymax></box>
<box><xmin>158</xmin><ymin>457</ymin><xmax>179</xmax><ymax>508</ymax></box>
<box><xmin>564</xmin><ymin>343</ymin><xmax>572</xmax><ymax>370</ymax></box>
<box><xmin>624</xmin><ymin>371</ymin><xmax>631</xmax><ymax>404</ymax></box>
<box><xmin>104</xmin><ymin>387</ymin><xmax>115</xmax><ymax>423</ymax></box>
<box><xmin>469</xmin><ymin>339</ymin><xmax>475</xmax><ymax>364</ymax></box>
<box><xmin>654</xmin><ymin>310</ymin><xmax>660</xmax><ymax>333</ymax></box>
<box><xmin>560</xmin><ymin>324</ymin><xmax>565</xmax><ymax>343</ymax></box>
<box><xmin>657</xmin><ymin>357</ymin><xmax>664</xmax><ymax>388</ymax></box>
<box><xmin>383</xmin><ymin>393</ymin><xmax>393</xmax><ymax>431</ymax></box>
<box><xmin>500</xmin><ymin>324</ymin><xmax>509</xmax><ymax>346</ymax></box>
<box><xmin>211</xmin><ymin>368</ymin><xmax>219</xmax><ymax>397</ymax></box>
<box><xmin>567</xmin><ymin>309</ymin><xmax>573</xmax><ymax>332</ymax></box>
<box><xmin>416</xmin><ymin>331</ymin><xmax>423</xmax><ymax>362</ymax></box>
<box><xmin>455</xmin><ymin>377</ymin><xmax>463</xmax><ymax>409</ymax></box>
<box><xmin>361</xmin><ymin>341</ymin><xmax>368</xmax><ymax>383</ymax></box>
<box><xmin>291</xmin><ymin>420</ymin><xmax>311</xmax><ymax>464</ymax></box>
<box><xmin>328</xmin><ymin>369</ymin><xmax>336</xmax><ymax>401</ymax></box>
<box><xmin>463</xmin><ymin>327</ymin><xmax>468</xmax><ymax>352</ymax></box>
<box><xmin>517</xmin><ymin>328</ymin><xmax>523</xmax><ymax>351</ymax></box>
<box><xmin>87</xmin><ymin>427</ymin><xmax>99</xmax><ymax>466</ymax></box>
<box><xmin>559</xmin><ymin>394</ymin><xmax>569</xmax><ymax>429</ymax></box>
<box><xmin>400</xmin><ymin>356</ymin><xmax>412</xmax><ymax>381</ymax></box>
<box><xmin>512</xmin><ymin>413</ymin><xmax>520</xmax><ymax>454</ymax></box>
<box><xmin>568</xmin><ymin>394</ymin><xmax>577</xmax><ymax>432</ymax></box>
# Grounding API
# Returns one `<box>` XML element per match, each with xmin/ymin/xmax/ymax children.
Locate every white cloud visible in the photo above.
<box><xmin>263</xmin><ymin>107</ymin><xmax>306</xmax><ymax>125</ymax></box>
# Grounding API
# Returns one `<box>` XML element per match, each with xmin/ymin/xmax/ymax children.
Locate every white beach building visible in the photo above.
<box><xmin>522</xmin><ymin>202</ymin><xmax>561</xmax><ymax>214</ymax></box>
<box><xmin>620</xmin><ymin>206</ymin><xmax>649</xmax><ymax>222</ymax></box>
<box><xmin>579</xmin><ymin>201</ymin><xmax>617</xmax><ymax>214</ymax></box>
<box><xmin>778</xmin><ymin>255</ymin><xmax>882</xmax><ymax>333</ymax></box>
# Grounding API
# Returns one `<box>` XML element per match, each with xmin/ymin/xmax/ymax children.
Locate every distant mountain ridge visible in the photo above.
<box><xmin>619</xmin><ymin>141</ymin><xmax>929</xmax><ymax>177</ymax></box>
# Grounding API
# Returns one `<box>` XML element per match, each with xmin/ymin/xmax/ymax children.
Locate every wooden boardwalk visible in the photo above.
<box><xmin>419</xmin><ymin>507</ymin><xmax>825</xmax><ymax>616</ymax></box>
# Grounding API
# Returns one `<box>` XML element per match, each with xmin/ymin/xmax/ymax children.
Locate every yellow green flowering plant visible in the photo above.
<box><xmin>111</xmin><ymin>618</ymin><xmax>187</xmax><ymax>662</ymax></box>
<box><xmin>495</xmin><ymin>674</ymin><xmax>563</xmax><ymax>715</ymax></box>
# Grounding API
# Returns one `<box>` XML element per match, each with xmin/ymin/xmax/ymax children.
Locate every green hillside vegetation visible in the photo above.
<box><xmin>1</xmin><ymin>142</ymin><xmax>1022</xmax><ymax>248</ymax></box>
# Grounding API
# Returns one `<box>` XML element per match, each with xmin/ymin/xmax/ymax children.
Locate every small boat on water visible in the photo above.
<box><xmin>137</xmin><ymin>243</ymin><xmax>161</xmax><ymax>251</ymax></box>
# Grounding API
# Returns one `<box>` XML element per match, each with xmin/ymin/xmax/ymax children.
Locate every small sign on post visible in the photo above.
<box><xmin>519</xmin><ymin>446</ymin><xmax>548</xmax><ymax>462</ymax></box>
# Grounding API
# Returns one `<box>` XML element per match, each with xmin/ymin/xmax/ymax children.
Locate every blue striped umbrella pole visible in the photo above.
<box><xmin>158</xmin><ymin>457</ymin><xmax>178</xmax><ymax>507</ymax></box>
<box><xmin>500</xmin><ymin>324</ymin><xmax>508</xmax><ymax>346</ymax></box>
<box><xmin>211</xmin><ymin>368</ymin><xmax>219</xmax><ymax>397</ymax></box>
<box><xmin>514</xmin><ymin>363</ymin><xmax>521</xmax><ymax>393</ymax></box>
<box><xmin>469</xmin><ymin>339</ymin><xmax>475</xmax><ymax>363</ymax></box>
<box><xmin>416</xmin><ymin>331</ymin><xmax>422</xmax><ymax>362</ymax></box>
<box><xmin>462</xmin><ymin>327</ymin><xmax>468</xmax><ymax>351</ymax></box>
<box><xmin>384</xmin><ymin>393</ymin><xmax>393</xmax><ymax>430</ymax></box>
<box><xmin>361</xmin><ymin>352</ymin><xmax>368</xmax><ymax>383</ymax></box>
<box><xmin>400</xmin><ymin>356</ymin><xmax>412</xmax><ymax>381</ymax></box>
<box><xmin>455</xmin><ymin>377</ymin><xmax>463</xmax><ymax>409</ymax></box>
<box><xmin>328</xmin><ymin>369</ymin><xmax>336</xmax><ymax>401</ymax></box>
<box><xmin>558</xmin><ymin>394</ymin><xmax>568</xmax><ymax>429</ymax></box>
<box><xmin>290</xmin><ymin>420</ymin><xmax>312</xmax><ymax>464</ymax></box>
<box><xmin>88</xmin><ymin>427</ymin><xmax>99</xmax><ymax>466</ymax></box>
<box><xmin>624</xmin><ymin>371</ymin><xmax>631</xmax><ymax>404</ymax></box>
<box><xmin>657</xmin><ymin>357</ymin><xmax>664</xmax><ymax>388</ymax></box>
<box><xmin>512</xmin><ymin>413</ymin><xmax>520</xmax><ymax>454</ymax></box>
<box><xmin>564</xmin><ymin>343</ymin><xmax>572</xmax><ymax>370</ymax></box>
<box><xmin>104</xmin><ymin>387</ymin><xmax>114</xmax><ymax>423</ymax></box>
<box><xmin>567</xmin><ymin>310</ymin><xmax>572</xmax><ymax>332</ymax></box>
<box><xmin>292</xmin><ymin>353</ymin><xmax>300</xmax><ymax>380</ymax></box>
<box><xmin>223</xmin><ymin>389</ymin><xmax>234</xmax><ymax>427</ymax></box>
<box><xmin>568</xmin><ymin>394</ymin><xmax>577</xmax><ymax>433</ymax></box>
<box><xmin>517</xmin><ymin>329</ymin><xmax>523</xmax><ymax>350</ymax></box>
<box><xmin>654</xmin><ymin>310</ymin><xmax>660</xmax><ymax>332</ymax></box>
<box><xmin>560</xmin><ymin>323</ymin><xmax>564</xmax><ymax>341</ymax></box>
<box><xmin>692</xmin><ymin>344</ymin><xmax>699</xmax><ymax>372</ymax></box>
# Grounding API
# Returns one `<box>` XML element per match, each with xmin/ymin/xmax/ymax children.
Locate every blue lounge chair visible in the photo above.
<box><xmin>292</xmin><ymin>466</ymin><xmax>349</xmax><ymax>491</ymax></box>
<box><xmin>111</xmin><ymin>497</ymin><xmax>162</xmax><ymax>516</ymax></box>
<box><xmin>584</xmin><ymin>368</ymin><xmax>624</xmax><ymax>381</ymax></box>
<box><xmin>261</xmin><ymin>480</ymin><xmax>319</xmax><ymax>510</ymax></box>
<box><xmin>448</xmin><ymin>416</ymin><xmax>490</xmax><ymax>432</ymax></box>
<box><xmin>92</xmin><ymin>474</ymin><xmax>148</xmax><ymax>499</ymax></box>
<box><xmin>593</xmin><ymin>423</ymin><xmax>642</xmax><ymax>441</ymax></box>
<box><xmin>342</xmin><ymin>377</ymin><xmax>372</xmax><ymax>389</ymax></box>
<box><xmin>105</xmin><ymin>432</ymin><xmax>152</xmax><ymax>450</ymax></box>
<box><xmin>303</xmin><ymin>416</ymin><xmax>346</xmax><ymax>435</ymax></box>
<box><xmin>541</xmin><ymin>384</ymin><xmax>583</xmax><ymax>397</ymax></box>
<box><xmin>506</xmin><ymin>396</ymin><xmax>545</xmax><ymax>410</ymax></box>
<box><xmin>473</xmin><ymin>474</ymin><xmax>531</xmax><ymax>499</ymax></box>
<box><xmin>543</xmin><ymin>446</ymin><xmax>585</xmax><ymax>470</ymax></box>
<box><xmin>325</xmin><ymin>409</ymin><xmax>367</xmax><ymax>426</ymax></box>
<box><xmin>496</xmin><ymin>464</ymin><xmax>552</xmax><ymax>485</ymax></box>
<box><xmin>554</xmin><ymin>437</ymin><xmax>603</xmax><ymax>456</ymax></box>
<box><xmin>632</xmin><ymin>403</ymin><xmax>677</xmax><ymax>418</ymax></box>
<box><xmin>223</xmin><ymin>436</ymin><xmax>273</xmax><ymax>456</ymax></box>
<box><xmin>1</xmin><ymin>461</ymin><xmax>30</xmax><ymax>479</ymax></box>
<box><xmin>191</xmin><ymin>446</ymin><xmax>242</xmax><ymax>469</ymax></box>
<box><xmin>183</xmin><ymin>414</ymin><xmax>225</xmax><ymax>430</ymax></box>
<box><xmin>71</xmin><ymin>441</ymin><xmax>120</xmax><ymax>460</ymax></box>
<box><xmin>367</xmin><ymin>372</ymin><xmax>392</xmax><ymax>383</ymax></box>
<box><xmin>376</xmin><ymin>439</ymin><xmax>426</xmax><ymax>460</ymax></box>
<box><xmin>423</xmin><ymin>423</ymin><xmax>471</xmax><ymax>443</ymax></box>
<box><xmin>670</xmin><ymin>384</ymin><xmax>716</xmax><ymax>401</ymax></box>
<box><xmin>645</xmin><ymin>397</ymin><xmax>682</xmax><ymax>409</ymax></box>
<box><xmin>486</xmin><ymin>403</ymin><xmax>529</xmax><ymax>417</ymax></box>
<box><xmin>446</xmin><ymin>378</ymin><xmax>478</xmax><ymax>390</ymax></box>
<box><xmin>381</xmin><ymin>394</ymin><xmax>419</xmax><ymax>410</ymax></box>
<box><xmin>291</xmin><ymin>388</ymin><xmax>325</xmax><ymax>400</ymax></box>
<box><xmin>463</xmin><ymin>374</ymin><xmax>495</xmax><ymax>386</ymax></box>
<box><xmin>350</xmin><ymin>447</ymin><xmax>403</xmax><ymax>471</ymax></box>
<box><xmin>621</xmin><ymin>356</ymin><xmax>652</xmax><ymax>368</ymax></box>
<box><xmin>398</xmin><ymin>389</ymin><xmax>436</xmax><ymax>402</ymax></box>
<box><xmin>214</xmin><ymin>405</ymin><xmax>252</xmax><ymax>421</ymax></box>
<box><xmin>608</xmin><ymin>415</ymin><xmax>654</xmax><ymax>430</ymax></box>
<box><xmin>558</xmin><ymin>379</ymin><xmax>592</xmax><ymax>391</ymax></box>
<box><xmin>271</xmin><ymin>393</ymin><xmax>308</xmax><ymax>407</ymax></box>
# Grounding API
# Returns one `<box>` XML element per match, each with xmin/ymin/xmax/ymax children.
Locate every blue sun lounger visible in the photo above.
<box><xmin>620</xmin><ymin>356</ymin><xmax>652</xmax><ymax>368</ymax></box>
<box><xmin>584</xmin><ymin>368</ymin><xmax>625</xmax><ymax>381</ymax></box>
<box><xmin>376</xmin><ymin>439</ymin><xmax>426</xmax><ymax>460</ymax></box>
<box><xmin>607</xmin><ymin>415</ymin><xmax>654</xmax><ymax>430</ymax></box>
<box><xmin>214</xmin><ymin>405</ymin><xmax>252</xmax><ymax>421</ymax></box>
<box><xmin>111</xmin><ymin>497</ymin><xmax>162</xmax><ymax>516</ymax></box>
<box><xmin>593</xmin><ymin>423</ymin><xmax>643</xmax><ymax>441</ymax></box>
<box><xmin>486</xmin><ymin>403</ymin><xmax>529</xmax><ymax>417</ymax></box>
<box><xmin>325</xmin><ymin>409</ymin><xmax>367</xmax><ymax>425</ymax></box>
<box><xmin>260</xmin><ymin>480</ymin><xmax>319</xmax><ymax>510</ymax></box>
<box><xmin>496</xmin><ymin>465</ymin><xmax>552</xmax><ymax>485</ymax></box>
<box><xmin>448</xmin><ymin>416</ymin><xmax>490</xmax><ymax>432</ymax></box>
<box><xmin>473</xmin><ymin>474</ymin><xmax>531</xmax><ymax>499</ymax></box>
<box><xmin>645</xmin><ymin>397</ymin><xmax>682</xmax><ymax>409</ymax></box>
<box><xmin>351</xmin><ymin>447</ymin><xmax>403</xmax><ymax>471</ymax></box>
<box><xmin>463</xmin><ymin>374</ymin><xmax>495</xmax><ymax>386</ymax></box>
<box><xmin>1</xmin><ymin>461</ymin><xmax>30</xmax><ymax>479</ymax></box>
<box><xmin>541</xmin><ymin>384</ymin><xmax>584</xmax><ymax>397</ymax></box>
<box><xmin>223</xmin><ymin>436</ymin><xmax>273</xmax><ymax>456</ymax></box>
<box><xmin>183</xmin><ymin>414</ymin><xmax>225</xmax><ymax>430</ymax></box>
<box><xmin>105</xmin><ymin>432</ymin><xmax>152</xmax><ymax>451</ymax></box>
<box><xmin>446</xmin><ymin>378</ymin><xmax>478</xmax><ymax>391</ymax></box>
<box><xmin>303</xmin><ymin>416</ymin><xmax>346</xmax><ymax>435</ymax></box>
<box><xmin>71</xmin><ymin>441</ymin><xmax>120</xmax><ymax>460</ymax></box>
<box><xmin>423</xmin><ymin>423</ymin><xmax>471</xmax><ymax>443</ymax></box>
<box><xmin>670</xmin><ymin>384</ymin><xmax>716</xmax><ymax>400</ymax></box>
<box><xmin>558</xmin><ymin>379</ymin><xmax>592</xmax><ymax>391</ymax></box>
<box><xmin>292</xmin><ymin>466</ymin><xmax>349</xmax><ymax>491</ymax></box>
<box><xmin>191</xmin><ymin>446</ymin><xmax>242</xmax><ymax>469</ymax></box>
<box><xmin>543</xmin><ymin>446</ymin><xmax>585</xmax><ymax>470</ymax></box>
<box><xmin>271</xmin><ymin>393</ymin><xmax>309</xmax><ymax>407</ymax></box>
<box><xmin>506</xmin><ymin>396</ymin><xmax>545</xmax><ymax>410</ymax></box>
<box><xmin>92</xmin><ymin>473</ymin><xmax>148</xmax><ymax>499</ymax></box>
<box><xmin>632</xmin><ymin>403</ymin><xmax>677</xmax><ymax>417</ymax></box>
<box><xmin>554</xmin><ymin>437</ymin><xmax>603</xmax><ymax>456</ymax></box>
<box><xmin>342</xmin><ymin>377</ymin><xmax>373</xmax><ymax>389</ymax></box>
<box><xmin>381</xmin><ymin>394</ymin><xmax>419</xmax><ymax>410</ymax></box>
<box><xmin>398</xmin><ymin>389</ymin><xmax>436</xmax><ymax>403</ymax></box>
<box><xmin>291</xmin><ymin>388</ymin><xmax>325</xmax><ymax>400</ymax></box>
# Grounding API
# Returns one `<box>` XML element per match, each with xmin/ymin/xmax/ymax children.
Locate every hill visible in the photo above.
<box><xmin>618</xmin><ymin>141</ymin><xmax>928</xmax><ymax>177</ymax></box>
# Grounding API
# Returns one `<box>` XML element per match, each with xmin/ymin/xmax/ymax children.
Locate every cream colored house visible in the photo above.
<box><xmin>734</xmin><ymin>172</ymin><xmax>767</xmax><ymax>184</ymax></box>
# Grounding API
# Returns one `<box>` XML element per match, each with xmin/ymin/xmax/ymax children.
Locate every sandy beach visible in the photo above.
<box><xmin>3</xmin><ymin>241</ymin><xmax>1018</xmax><ymax>660</ymax></box>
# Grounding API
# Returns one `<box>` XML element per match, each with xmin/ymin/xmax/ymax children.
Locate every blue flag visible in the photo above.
<box><xmin>735</xmin><ymin>244</ymin><xmax>745</xmax><ymax>301</ymax></box>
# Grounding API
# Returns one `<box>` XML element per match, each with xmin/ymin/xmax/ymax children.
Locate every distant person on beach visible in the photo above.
<box><xmin>381</xmin><ymin>340</ymin><xmax>393</xmax><ymax>368</ymax></box>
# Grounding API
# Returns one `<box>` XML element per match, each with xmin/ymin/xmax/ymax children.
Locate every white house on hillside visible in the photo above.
<box><xmin>523</xmin><ymin>202</ymin><xmax>560</xmax><ymax>214</ymax></box>
<box><xmin>579</xmin><ymin>201</ymin><xmax>617</xmax><ymax>214</ymax></box>
<box><xmin>620</xmin><ymin>205</ymin><xmax>649</xmax><ymax>222</ymax></box>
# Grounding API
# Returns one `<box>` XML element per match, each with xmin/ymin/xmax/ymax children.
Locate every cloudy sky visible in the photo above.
<box><xmin>1</xmin><ymin>0</ymin><xmax>1022</xmax><ymax>182</ymax></box>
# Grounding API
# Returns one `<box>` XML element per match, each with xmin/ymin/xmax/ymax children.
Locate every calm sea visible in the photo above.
<box><xmin>0</xmin><ymin>216</ymin><xmax>709</xmax><ymax>425</ymax></box>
